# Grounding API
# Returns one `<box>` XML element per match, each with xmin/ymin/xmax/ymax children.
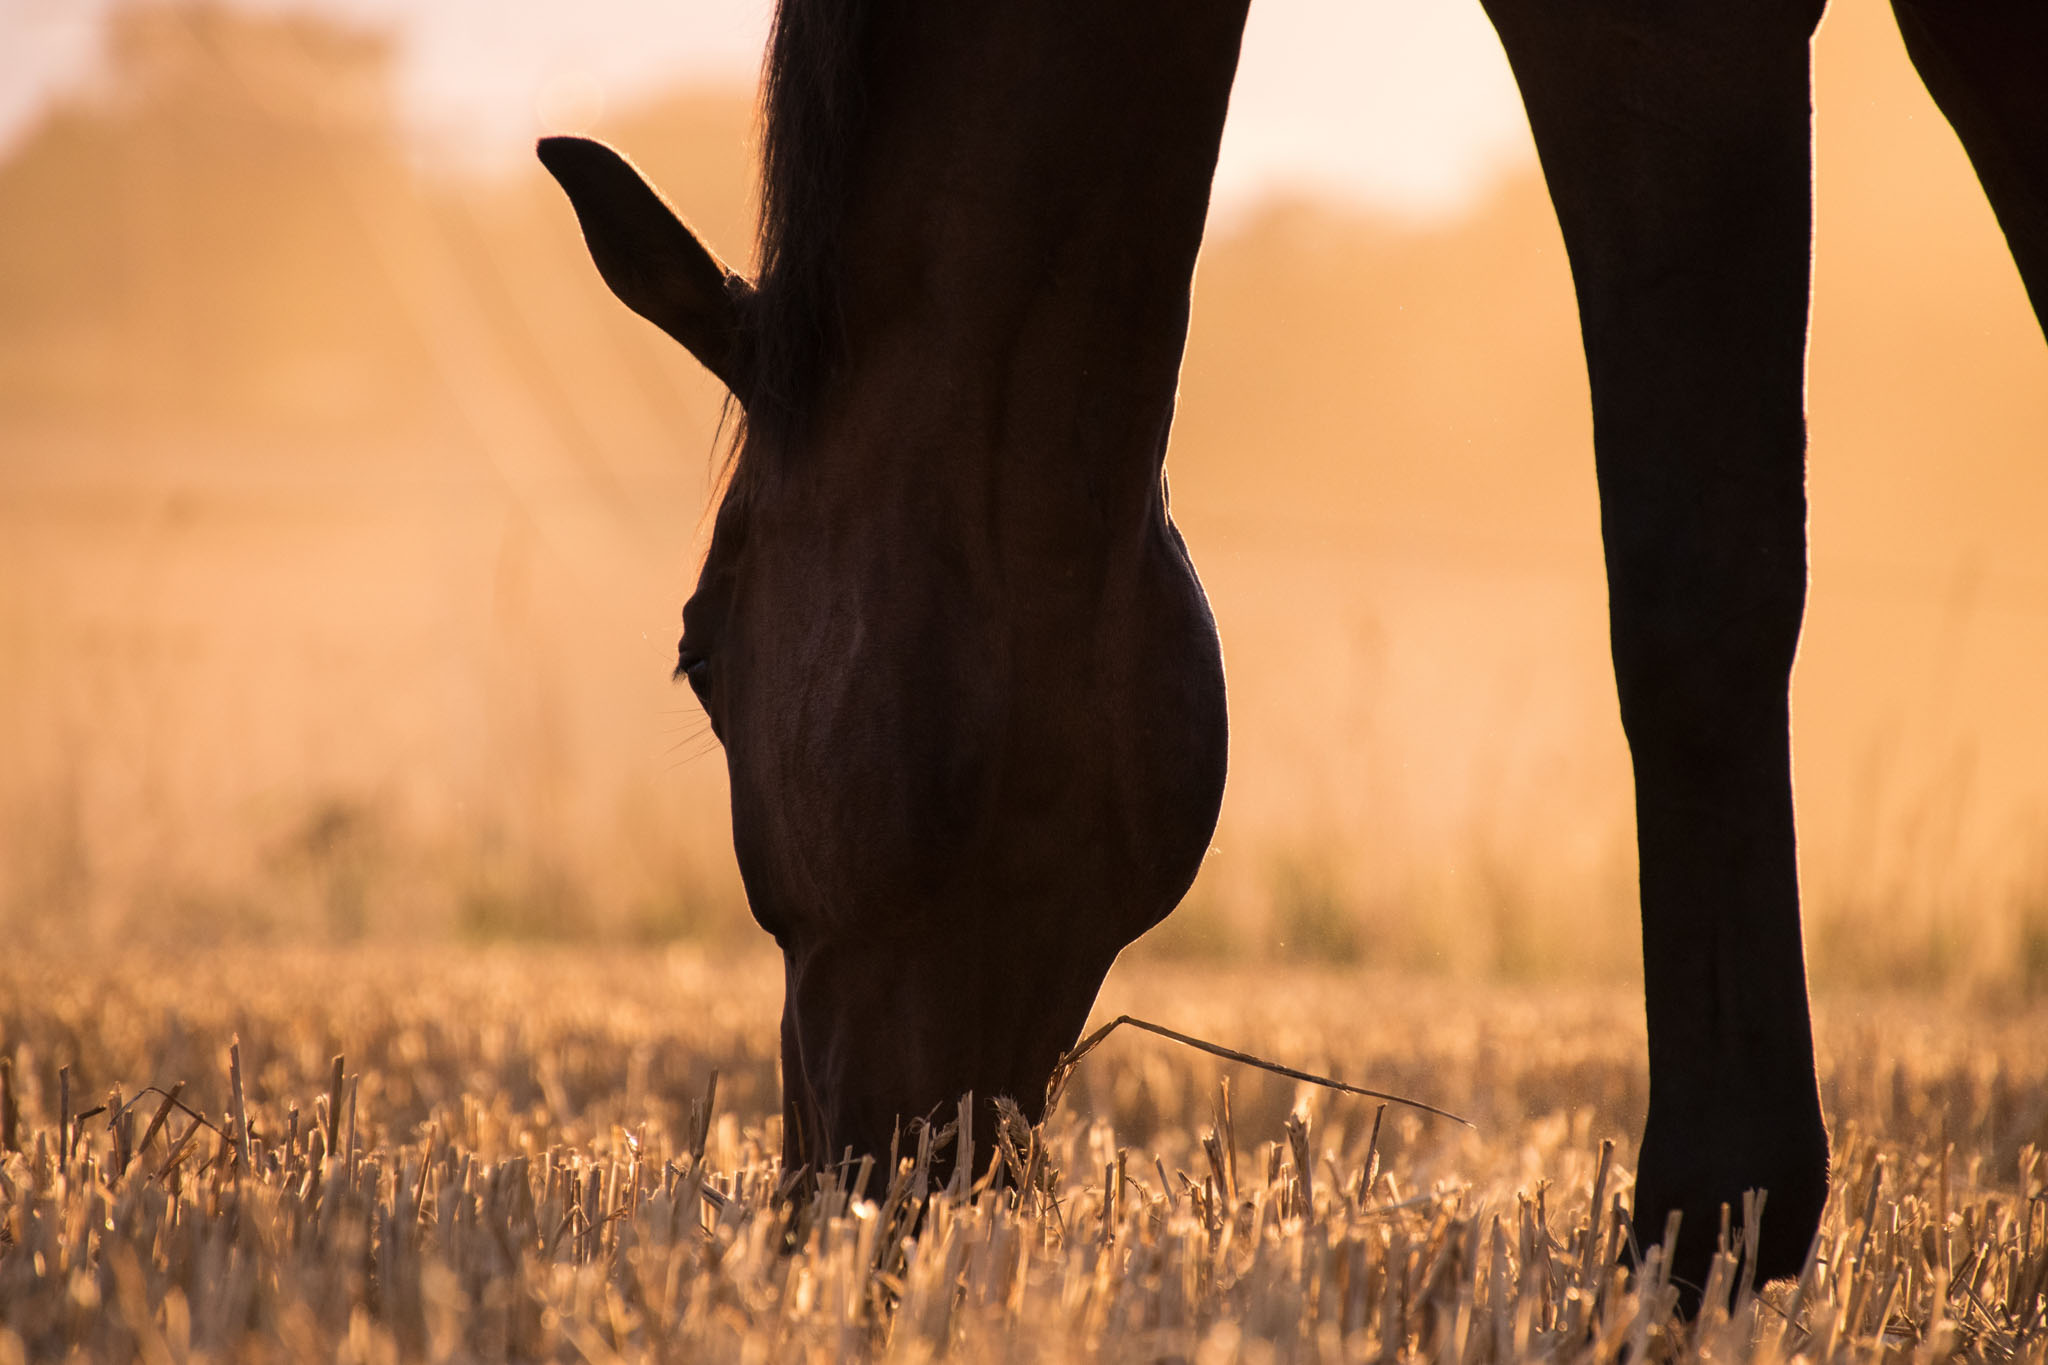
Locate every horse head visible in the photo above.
<box><xmin>538</xmin><ymin>0</ymin><xmax>1243</xmax><ymax>1177</ymax></box>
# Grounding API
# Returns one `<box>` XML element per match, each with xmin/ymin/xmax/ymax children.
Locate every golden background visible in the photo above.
<box><xmin>2</xmin><ymin>0</ymin><xmax>2042</xmax><ymax>988</ymax></box>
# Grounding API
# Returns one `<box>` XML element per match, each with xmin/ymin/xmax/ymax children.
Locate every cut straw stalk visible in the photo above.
<box><xmin>229</xmin><ymin>1037</ymin><xmax>252</xmax><ymax>1173</ymax></box>
<box><xmin>326</xmin><ymin>1055</ymin><xmax>345</xmax><ymax>1154</ymax></box>
<box><xmin>0</xmin><ymin>1055</ymin><xmax>17</xmax><ymax>1153</ymax></box>
<box><xmin>131</xmin><ymin>1084</ymin><xmax>185</xmax><ymax>1174</ymax></box>
<box><xmin>1048</xmin><ymin>1013</ymin><xmax>1471</xmax><ymax>1126</ymax></box>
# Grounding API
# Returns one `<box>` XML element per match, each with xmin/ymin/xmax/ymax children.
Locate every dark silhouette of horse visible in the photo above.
<box><xmin>540</xmin><ymin>0</ymin><xmax>1243</xmax><ymax>1191</ymax></box>
<box><xmin>542</xmin><ymin>0</ymin><xmax>2045</xmax><ymax>1300</ymax></box>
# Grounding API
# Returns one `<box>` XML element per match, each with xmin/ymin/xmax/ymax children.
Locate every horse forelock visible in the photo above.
<box><xmin>743</xmin><ymin>0</ymin><xmax>874</xmax><ymax>453</ymax></box>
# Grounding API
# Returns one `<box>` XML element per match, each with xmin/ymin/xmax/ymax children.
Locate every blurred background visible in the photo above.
<box><xmin>2</xmin><ymin>0</ymin><xmax>2043</xmax><ymax>989</ymax></box>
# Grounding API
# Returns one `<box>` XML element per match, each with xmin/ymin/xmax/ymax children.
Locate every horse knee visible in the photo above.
<box><xmin>1604</xmin><ymin>539</ymin><xmax>1806</xmax><ymax>767</ymax></box>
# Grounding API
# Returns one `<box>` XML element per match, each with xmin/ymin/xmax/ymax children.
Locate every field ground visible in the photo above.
<box><xmin>2</xmin><ymin>947</ymin><xmax>2044</xmax><ymax>1361</ymax></box>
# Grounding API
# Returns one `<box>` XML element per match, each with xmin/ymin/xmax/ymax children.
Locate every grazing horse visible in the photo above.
<box><xmin>541</xmin><ymin>0</ymin><xmax>1244</xmax><ymax>1185</ymax></box>
<box><xmin>543</xmin><ymin>0</ymin><xmax>2046</xmax><ymax>1300</ymax></box>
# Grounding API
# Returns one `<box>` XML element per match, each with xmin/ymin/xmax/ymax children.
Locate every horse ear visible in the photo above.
<box><xmin>538</xmin><ymin>136</ymin><xmax>754</xmax><ymax>398</ymax></box>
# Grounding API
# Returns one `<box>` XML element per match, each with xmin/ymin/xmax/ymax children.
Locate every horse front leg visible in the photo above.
<box><xmin>1477</xmin><ymin>0</ymin><xmax>1832</xmax><ymax>1302</ymax></box>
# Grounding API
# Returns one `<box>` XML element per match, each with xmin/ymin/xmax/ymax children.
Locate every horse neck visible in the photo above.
<box><xmin>811</xmin><ymin>1</ymin><xmax>1250</xmax><ymax>516</ymax></box>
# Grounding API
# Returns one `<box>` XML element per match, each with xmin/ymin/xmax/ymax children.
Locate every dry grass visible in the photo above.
<box><xmin>2</xmin><ymin>947</ymin><xmax>2045</xmax><ymax>1362</ymax></box>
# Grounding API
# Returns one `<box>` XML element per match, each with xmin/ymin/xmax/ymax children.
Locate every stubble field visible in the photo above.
<box><xmin>2</xmin><ymin>947</ymin><xmax>2044</xmax><ymax>1362</ymax></box>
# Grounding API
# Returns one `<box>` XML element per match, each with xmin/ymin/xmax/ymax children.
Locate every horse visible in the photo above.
<box><xmin>542</xmin><ymin>0</ymin><xmax>2046</xmax><ymax>1300</ymax></box>
<box><xmin>541</xmin><ymin>0</ymin><xmax>1244</xmax><ymax>1198</ymax></box>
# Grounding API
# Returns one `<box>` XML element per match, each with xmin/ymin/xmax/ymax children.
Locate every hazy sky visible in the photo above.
<box><xmin>1</xmin><ymin>0</ymin><xmax>1536</xmax><ymax>219</ymax></box>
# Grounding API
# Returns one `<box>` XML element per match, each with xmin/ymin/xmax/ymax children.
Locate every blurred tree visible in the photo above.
<box><xmin>0</xmin><ymin>3</ymin><xmax>430</xmax><ymax>427</ymax></box>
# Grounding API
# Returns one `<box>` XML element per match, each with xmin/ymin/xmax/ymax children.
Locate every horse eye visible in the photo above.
<box><xmin>676</xmin><ymin>647</ymin><xmax>712</xmax><ymax>696</ymax></box>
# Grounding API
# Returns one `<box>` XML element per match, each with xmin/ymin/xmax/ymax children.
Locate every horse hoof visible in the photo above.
<box><xmin>1629</xmin><ymin>1124</ymin><xmax>1830</xmax><ymax>1314</ymax></box>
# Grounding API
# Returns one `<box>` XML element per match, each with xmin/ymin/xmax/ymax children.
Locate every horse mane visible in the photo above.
<box><xmin>743</xmin><ymin>0</ymin><xmax>875</xmax><ymax>446</ymax></box>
